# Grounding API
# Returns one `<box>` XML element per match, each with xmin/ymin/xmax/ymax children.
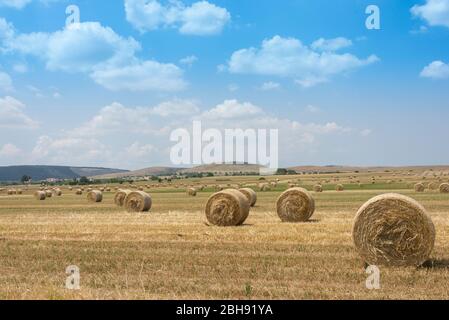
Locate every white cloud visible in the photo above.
<box><xmin>260</xmin><ymin>81</ymin><xmax>280</xmax><ymax>91</ymax></box>
<box><xmin>228</xmin><ymin>83</ymin><xmax>239</xmax><ymax>92</ymax></box>
<box><xmin>31</xmin><ymin>135</ymin><xmax>111</xmax><ymax>165</ymax></box>
<box><xmin>0</xmin><ymin>96</ymin><xmax>38</xmax><ymax>128</ymax></box>
<box><xmin>13</xmin><ymin>63</ymin><xmax>28</xmax><ymax>73</ymax></box>
<box><xmin>125</xmin><ymin>142</ymin><xmax>156</xmax><ymax>157</ymax></box>
<box><xmin>152</xmin><ymin>99</ymin><xmax>199</xmax><ymax>117</ymax></box>
<box><xmin>306</xmin><ymin>105</ymin><xmax>321</xmax><ymax>113</ymax></box>
<box><xmin>201</xmin><ymin>99</ymin><xmax>264</xmax><ymax>120</ymax></box>
<box><xmin>2</xmin><ymin>20</ymin><xmax>186</xmax><ymax>92</ymax></box>
<box><xmin>124</xmin><ymin>0</ymin><xmax>230</xmax><ymax>35</ymax></box>
<box><xmin>0</xmin><ymin>71</ymin><xmax>13</xmax><ymax>91</ymax></box>
<box><xmin>361</xmin><ymin>129</ymin><xmax>372</xmax><ymax>137</ymax></box>
<box><xmin>0</xmin><ymin>143</ymin><xmax>21</xmax><ymax>157</ymax></box>
<box><xmin>0</xmin><ymin>18</ymin><xmax>14</xmax><ymax>42</ymax></box>
<box><xmin>91</xmin><ymin>60</ymin><xmax>186</xmax><ymax>91</ymax></box>
<box><xmin>420</xmin><ymin>60</ymin><xmax>449</xmax><ymax>79</ymax></box>
<box><xmin>227</xmin><ymin>35</ymin><xmax>378</xmax><ymax>87</ymax></box>
<box><xmin>311</xmin><ymin>37</ymin><xmax>353</xmax><ymax>51</ymax></box>
<box><xmin>0</xmin><ymin>0</ymin><xmax>32</xmax><ymax>9</ymax></box>
<box><xmin>179</xmin><ymin>55</ymin><xmax>198</xmax><ymax>66</ymax></box>
<box><xmin>411</xmin><ymin>0</ymin><xmax>449</xmax><ymax>28</ymax></box>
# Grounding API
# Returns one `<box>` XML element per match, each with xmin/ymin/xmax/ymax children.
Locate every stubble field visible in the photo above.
<box><xmin>1</xmin><ymin>171</ymin><xmax>449</xmax><ymax>300</ymax></box>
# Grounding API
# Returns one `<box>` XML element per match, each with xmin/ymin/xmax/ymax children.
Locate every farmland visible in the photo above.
<box><xmin>1</xmin><ymin>170</ymin><xmax>449</xmax><ymax>300</ymax></box>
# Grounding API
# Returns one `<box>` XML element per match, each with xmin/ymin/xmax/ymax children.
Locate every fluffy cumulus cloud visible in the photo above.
<box><xmin>0</xmin><ymin>96</ymin><xmax>38</xmax><ymax>128</ymax></box>
<box><xmin>1</xmin><ymin>20</ymin><xmax>186</xmax><ymax>91</ymax></box>
<box><xmin>411</xmin><ymin>0</ymin><xmax>449</xmax><ymax>28</ymax></box>
<box><xmin>124</xmin><ymin>0</ymin><xmax>230</xmax><ymax>35</ymax></box>
<box><xmin>227</xmin><ymin>35</ymin><xmax>378</xmax><ymax>87</ymax></box>
<box><xmin>200</xmin><ymin>99</ymin><xmax>264</xmax><ymax>120</ymax></box>
<box><xmin>420</xmin><ymin>60</ymin><xmax>449</xmax><ymax>79</ymax></box>
<box><xmin>311</xmin><ymin>37</ymin><xmax>353</xmax><ymax>51</ymax></box>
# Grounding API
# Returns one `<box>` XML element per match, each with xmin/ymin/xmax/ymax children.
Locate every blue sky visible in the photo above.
<box><xmin>0</xmin><ymin>0</ymin><xmax>448</xmax><ymax>170</ymax></box>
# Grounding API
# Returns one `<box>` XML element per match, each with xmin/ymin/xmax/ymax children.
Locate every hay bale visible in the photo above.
<box><xmin>352</xmin><ymin>193</ymin><xmax>435</xmax><ymax>267</ymax></box>
<box><xmin>313</xmin><ymin>185</ymin><xmax>323</xmax><ymax>193</ymax></box>
<box><xmin>260</xmin><ymin>184</ymin><xmax>271</xmax><ymax>192</ymax></box>
<box><xmin>440</xmin><ymin>183</ymin><xmax>449</xmax><ymax>194</ymax></box>
<box><xmin>276</xmin><ymin>187</ymin><xmax>315</xmax><ymax>222</ymax></box>
<box><xmin>428</xmin><ymin>182</ymin><xmax>438</xmax><ymax>190</ymax></box>
<box><xmin>205</xmin><ymin>189</ymin><xmax>250</xmax><ymax>226</ymax></box>
<box><xmin>124</xmin><ymin>191</ymin><xmax>152</xmax><ymax>212</ymax></box>
<box><xmin>68</xmin><ymin>187</ymin><xmax>73</xmax><ymax>191</ymax></box>
<box><xmin>238</xmin><ymin>188</ymin><xmax>257</xmax><ymax>207</ymax></box>
<box><xmin>114</xmin><ymin>189</ymin><xmax>132</xmax><ymax>207</ymax></box>
<box><xmin>45</xmin><ymin>190</ymin><xmax>53</xmax><ymax>198</ymax></box>
<box><xmin>54</xmin><ymin>189</ymin><xmax>62</xmax><ymax>196</ymax></box>
<box><xmin>16</xmin><ymin>189</ymin><xmax>22</xmax><ymax>195</ymax></box>
<box><xmin>187</xmin><ymin>188</ymin><xmax>197</xmax><ymax>196</ymax></box>
<box><xmin>414</xmin><ymin>183</ymin><xmax>425</xmax><ymax>192</ymax></box>
<box><xmin>34</xmin><ymin>191</ymin><xmax>46</xmax><ymax>200</ymax></box>
<box><xmin>336</xmin><ymin>184</ymin><xmax>344</xmax><ymax>192</ymax></box>
<box><xmin>87</xmin><ymin>190</ymin><xmax>103</xmax><ymax>203</ymax></box>
<box><xmin>75</xmin><ymin>189</ymin><xmax>82</xmax><ymax>195</ymax></box>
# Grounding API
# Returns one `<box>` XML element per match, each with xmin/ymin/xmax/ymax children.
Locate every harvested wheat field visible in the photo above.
<box><xmin>1</xmin><ymin>171</ymin><xmax>449</xmax><ymax>300</ymax></box>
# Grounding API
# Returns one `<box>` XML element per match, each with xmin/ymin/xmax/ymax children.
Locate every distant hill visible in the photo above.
<box><xmin>0</xmin><ymin>166</ymin><xmax>128</xmax><ymax>182</ymax></box>
<box><xmin>90</xmin><ymin>167</ymin><xmax>181</xmax><ymax>179</ymax></box>
<box><xmin>288</xmin><ymin>165</ymin><xmax>449</xmax><ymax>174</ymax></box>
<box><xmin>180</xmin><ymin>164</ymin><xmax>263</xmax><ymax>174</ymax></box>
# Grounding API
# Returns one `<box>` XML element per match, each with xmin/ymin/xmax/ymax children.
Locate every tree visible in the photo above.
<box><xmin>79</xmin><ymin>176</ymin><xmax>90</xmax><ymax>185</ymax></box>
<box><xmin>21</xmin><ymin>175</ymin><xmax>31</xmax><ymax>183</ymax></box>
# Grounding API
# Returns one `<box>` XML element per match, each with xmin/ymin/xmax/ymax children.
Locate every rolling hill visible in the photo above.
<box><xmin>0</xmin><ymin>166</ymin><xmax>128</xmax><ymax>182</ymax></box>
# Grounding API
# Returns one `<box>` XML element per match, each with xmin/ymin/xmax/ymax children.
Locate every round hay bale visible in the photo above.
<box><xmin>7</xmin><ymin>189</ymin><xmax>14</xmax><ymax>195</ymax></box>
<box><xmin>87</xmin><ymin>190</ymin><xmax>103</xmax><ymax>203</ymax></box>
<box><xmin>238</xmin><ymin>188</ymin><xmax>257</xmax><ymax>207</ymax></box>
<box><xmin>260</xmin><ymin>184</ymin><xmax>271</xmax><ymax>192</ymax></box>
<box><xmin>16</xmin><ymin>189</ymin><xmax>23</xmax><ymax>195</ymax></box>
<box><xmin>336</xmin><ymin>184</ymin><xmax>344</xmax><ymax>192</ymax></box>
<box><xmin>34</xmin><ymin>191</ymin><xmax>46</xmax><ymax>200</ymax></box>
<box><xmin>428</xmin><ymin>182</ymin><xmax>438</xmax><ymax>190</ymax></box>
<box><xmin>187</xmin><ymin>188</ymin><xmax>197</xmax><ymax>196</ymax></box>
<box><xmin>124</xmin><ymin>191</ymin><xmax>152</xmax><ymax>212</ymax></box>
<box><xmin>440</xmin><ymin>183</ymin><xmax>449</xmax><ymax>194</ymax></box>
<box><xmin>54</xmin><ymin>189</ymin><xmax>62</xmax><ymax>196</ymax></box>
<box><xmin>114</xmin><ymin>189</ymin><xmax>132</xmax><ymax>207</ymax></box>
<box><xmin>205</xmin><ymin>189</ymin><xmax>250</xmax><ymax>226</ymax></box>
<box><xmin>75</xmin><ymin>189</ymin><xmax>82</xmax><ymax>195</ymax></box>
<box><xmin>414</xmin><ymin>183</ymin><xmax>425</xmax><ymax>193</ymax></box>
<box><xmin>276</xmin><ymin>187</ymin><xmax>315</xmax><ymax>222</ymax></box>
<box><xmin>352</xmin><ymin>193</ymin><xmax>435</xmax><ymax>267</ymax></box>
<box><xmin>45</xmin><ymin>190</ymin><xmax>52</xmax><ymax>198</ymax></box>
<box><xmin>313</xmin><ymin>184</ymin><xmax>323</xmax><ymax>193</ymax></box>
<box><xmin>68</xmin><ymin>187</ymin><xmax>73</xmax><ymax>191</ymax></box>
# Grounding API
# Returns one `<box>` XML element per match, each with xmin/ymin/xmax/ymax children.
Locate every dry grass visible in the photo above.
<box><xmin>1</xmin><ymin>172</ymin><xmax>449</xmax><ymax>300</ymax></box>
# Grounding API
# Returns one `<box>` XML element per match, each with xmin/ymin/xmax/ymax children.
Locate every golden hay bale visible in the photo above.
<box><xmin>414</xmin><ymin>183</ymin><xmax>425</xmax><ymax>192</ymax></box>
<box><xmin>16</xmin><ymin>189</ymin><xmax>23</xmax><ymax>195</ymax></box>
<box><xmin>187</xmin><ymin>188</ymin><xmax>197</xmax><ymax>196</ymax></box>
<box><xmin>260</xmin><ymin>184</ymin><xmax>271</xmax><ymax>192</ymax></box>
<box><xmin>440</xmin><ymin>183</ymin><xmax>449</xmax><ymax>194</ymax></box>
<box><xmin>75</xmin><ymin>189</ymin><xmax>83</xmax><ymax>195</ymax></box>
<box><xmin>124</xmin><ymin>191</ymin><xmax>152</xmax><ymax>212</ymax></box>
<box><xmin>205</xmin><ymin>189</ymin><xmax>250</xmax><ymax>226</ymax></box>
<box><xmin>313</xmin><ymin>185</ymin><xmax>323</xmax><ymax>193</ymax></box>
<box><xmin>105</xmin><ymin>188</ymin><xmax>111</xmax><ymax>192</ymax></box>
<box><xmin>336</xmin><ymin>184</ymin><xmax>344</xmax><ymax>192</ymax></box>
<box><xmin>54</xmin><ymin>189</ymin><xmax>62</xmax><ymax>196</ymax></box>
<box><xmin>34</xmin><ymin>191</ymin><xmax>46</xmax><ymax>200</ymax></box>
<box><xmin>87</xmin><ymin>190</ymin><xmax>103</xmax><ymax>203</ymax></box>
<box><xmin>114</xmin><ymin>189</ymin><xmax>132</xmax><ymax>207</ymax></box>
<box><xmin>428</xmin><ymin>182</ymin><xmax>438</xmax><ymax>190</ymax></box>
<box><xmin>276</xmin><ymin>188</ymin><xmax>315</xmax><ymax>222</ymax></box>
<box><xmin>7</xmin><ymin>189</ymin><xmax>14</xmax><ymax>195</ymax></box>
<box><xmin>238</xmin><ymin>188</ymin><xmax>257</xmax><ymax>207</ymax></box>
<box><xmin>353</xmin><ymin>193</ymin><xmax>435</xmax><ymax>267</ymax></box>
<box><xmin>45</xmin><ymin>190</ymin><xmax>52</xmax><ymax>198</ymax></box>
